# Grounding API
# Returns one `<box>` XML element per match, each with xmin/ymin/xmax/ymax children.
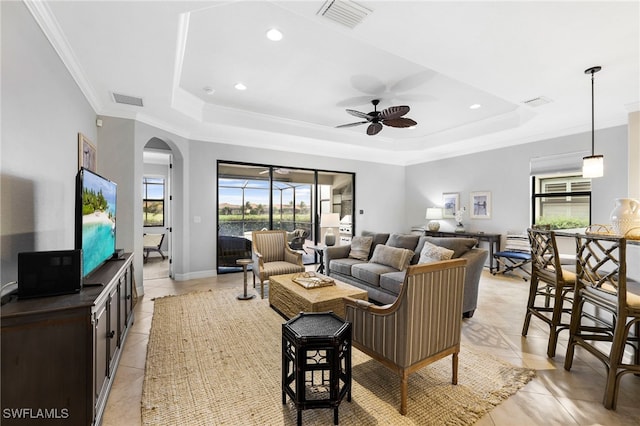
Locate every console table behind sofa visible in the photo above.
<box><xmin>424</xmin><ymin>230</ymin><xmax>501</xmax><ymax>273</ymax></box>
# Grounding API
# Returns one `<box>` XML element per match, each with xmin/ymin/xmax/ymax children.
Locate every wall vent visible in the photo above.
<box><xmin>523</xmin><ymin>96</ymin><xmax>552</xmax><ymax>107</ymax></box>
<box><xmin>317</xmin><ymin>0</ymin><xmax>372</xmax><ymax>29</ymax></box>
<box><xmin>112</xmin><ymin>92</ymin><xmax>144</xmax><ymax>107</ymax></box>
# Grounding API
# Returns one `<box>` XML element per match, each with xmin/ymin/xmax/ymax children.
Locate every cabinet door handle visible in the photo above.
<box><xmin>126</xmin><ymin>295</ymin><xmax>131</xmax><ymax>300</ymax></box>
<box><xmin>108</xmin><ymin>330</ymin><xmax>115</xmax><ymax>339</ymax></box>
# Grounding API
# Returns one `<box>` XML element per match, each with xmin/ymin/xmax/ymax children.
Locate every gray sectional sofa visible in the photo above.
<box><xmin>324</xmin><ymin>231</ymin><xmax>488</xmax><ymax>317</ymax></box>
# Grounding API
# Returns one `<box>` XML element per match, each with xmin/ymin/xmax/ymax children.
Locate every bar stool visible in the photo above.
<box><xmin>522</xmin><ymin>228</ymin><xmax>576</xmax><ymax>357</ymax></box>
<box><xmin>565</xmin><ymin>234</ymin><xmax>640</xmax><ymax>409</ymax></box>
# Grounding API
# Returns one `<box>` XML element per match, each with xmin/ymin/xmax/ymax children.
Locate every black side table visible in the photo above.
<box><xmin>305</xmin><ymin>244</ymin><xmax>326</xmax><ymax>274</ymax></box>
<box><xmin>282</xmin><ymin>312</ymin><xmax>352</xmax><ymax>425</ymax></box>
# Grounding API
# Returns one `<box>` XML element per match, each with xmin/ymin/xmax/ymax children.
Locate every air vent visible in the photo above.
<box><xmin>112</xmin><ymin>92</ymin><xmax>144</xmax><ymax>107</ymax></box>
<box><xmin>523</xmin><ymin>96</ymin><xmax>552</xmax><ymax>107</ymax></box>
<box><xmin>317</xmin><ymin>0</ymin><xmax>372</xmax><ymax>29</ymax></box>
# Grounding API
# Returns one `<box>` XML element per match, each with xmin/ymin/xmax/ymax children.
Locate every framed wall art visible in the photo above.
<box><xmin>470</xmin><ymin>191</ymin><xmax>491</xmax><ymax>219</ymax></box>
<box><xmin>78</xmin><ymin>132</ymin><xmax>96</xmax><ymax>172</ymax></box>
<box><xmin>442</xmin><ymin>192</ymin><xmax>460</xmax><ymax>218</ymax></box>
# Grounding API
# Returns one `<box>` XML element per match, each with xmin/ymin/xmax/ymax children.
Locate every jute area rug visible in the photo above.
<box><xmin>142</xmin><ymin>289</ymin><xmax>535</xmax><ymax>425</ymax></box>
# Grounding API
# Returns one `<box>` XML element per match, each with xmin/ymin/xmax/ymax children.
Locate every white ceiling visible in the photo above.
<box><xmin>29</xmin><ymin>0</ymin><xmax>640</xmax><ymax>165</ymax></box>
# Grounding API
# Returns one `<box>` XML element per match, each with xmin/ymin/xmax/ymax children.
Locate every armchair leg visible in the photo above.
<box><xmin>260</xmin><ymin>280</ymin><xmax>265</xmax><ymax>299</ymax></box>
<box><xmin>452</xmin><ymin>352</ymin><xmax>458</xmax><ymax>385</ymax></box>
<box><xmin>399</xmin><ymin>372</ymin><xmax>408</xmax><ymax>415</ymax></box>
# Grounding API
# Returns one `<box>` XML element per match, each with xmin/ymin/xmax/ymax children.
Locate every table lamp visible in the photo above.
<box><xmin>425</xmin><ymin>208</ymin><xmax>443</xmax><ymax>232</ymax></box>
<box><xmin>320</xmin><ymin>213</ymin><xmax>340</xmax><ymax>246</ymax></box>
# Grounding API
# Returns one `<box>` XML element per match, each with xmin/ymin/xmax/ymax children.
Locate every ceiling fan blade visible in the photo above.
<box><xmin>367</xmin><ymin>122</ymin><xmax>383</xmax><ymax>135</ymax></box>
<box><xmin>380</xmin><ymin>105</ymin><xmax>410</xmax><ymax>120</ymax></box>
<box><xmin>383</xmin><ymin>117</ymin><xmax>417</xmax><ymax>128</ymax></box>
<box><xmin>336</xmin><ymin>121</ymin><xmax>368</xmax><ymax>128</ymax></box>
<box><xmin>346</xmin><ymin>109</ymin><xmax>373</xmax><ymax>120</ymax></box>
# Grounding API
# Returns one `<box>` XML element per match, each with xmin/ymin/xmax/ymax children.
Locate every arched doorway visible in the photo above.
<box><xmin>143</xmin><ymin>138</ymin><xmax>173</xmax><ymax>280</ymax></box>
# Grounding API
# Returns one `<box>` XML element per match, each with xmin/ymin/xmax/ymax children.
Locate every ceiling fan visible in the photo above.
<box><xmin>336</xmin><ymin>99</ymin><xmax>417</xmax><ymax>136</ymax></box>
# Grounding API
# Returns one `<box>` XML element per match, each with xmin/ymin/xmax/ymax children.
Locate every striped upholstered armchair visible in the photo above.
<box><xmin>251</xmin><ymin>230</ymin><xmax>305</xmax><ymax>299</ymax></box>
<box><xmin>344</xmin><ymin>258</ymin><xmax>467</xmax><ymax>415</ymax></box>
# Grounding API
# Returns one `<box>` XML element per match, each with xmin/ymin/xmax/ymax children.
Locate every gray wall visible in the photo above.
<box><xmin>1</xmin><ymin>1</ymin><xmax>97</xmax><ymax>284</ymax></box>
<box><xmin>406</xmin><ymin>126</ymin><xmax>628</xmax><ymax>235</ymax></box>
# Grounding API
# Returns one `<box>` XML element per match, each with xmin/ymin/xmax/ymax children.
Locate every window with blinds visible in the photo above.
<box><xmin>532</xmin><ymin>174</ymin><xmax>591</xmax><ymax>230</ymax></box>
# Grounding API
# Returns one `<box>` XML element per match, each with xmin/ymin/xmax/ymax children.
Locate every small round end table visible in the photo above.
<box><xmin>236</xmin><ymin>259</ymin><xmax>255</xmax><ymax>300</ymax></box>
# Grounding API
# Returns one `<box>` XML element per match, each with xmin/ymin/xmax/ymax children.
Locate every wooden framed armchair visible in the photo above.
<box><xmin>343</xmin><ymin>258</ymin><xmax>467</xmax><ymax>415</ymax></box>
<box><xmin>251</xmin><ymin>230</ymin><xmax>305</xmax><ymax>299</ymax></box>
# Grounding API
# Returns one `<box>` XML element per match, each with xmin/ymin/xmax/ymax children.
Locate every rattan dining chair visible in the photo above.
<box><xmin>522</xmin><ymin>228</ymin><xmax>576</xmax><ymax>357</ymax></box>
<box><xmin>564</xmin><ymin>234</ymin><xmax>640</xmax><ymax>409</ymax></box>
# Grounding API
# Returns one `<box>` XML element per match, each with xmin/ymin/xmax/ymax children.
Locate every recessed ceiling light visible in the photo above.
<box><xmin>266</xmin><ymin>28</ymin><xmax>283</xmax><ymax>41</ymax></box>
<box><xmin>469</xmin><ymin>104</ymin><xmax>482</xmax><ymax>109</ymax></box>
<box><xmin>203</xmin><ymin>87</ymin><xmax>215</xmax><ymax>95</ymax></box>
<box><xmin>234</xmin><ymin>82</ymin><xmax>247</xmax><ymax>91</ymax></box>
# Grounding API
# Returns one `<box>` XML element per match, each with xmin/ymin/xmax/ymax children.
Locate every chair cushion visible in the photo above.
<box><xmin>369</xmin><ymin>245</ymin><xmax>413</xmax><ymax>271</ymax></box>
<box><xmin>418</xmin><ymin>241</ymin><xmax>454</xmax><ymax>264</ymax></box>
<box><xmin>349</xmin><ymin>236</ymin><xmax>373</xmax><ymax>261</ymax></box>
<box><xmin>386</xmin><ymin>233</ymin><xmax>420</xmax><ymax>251</ymax></box>
<box><xmin>601</xmin><ymin>278</ymin><xmax>640</xmax><ymax>309</ymax></box>
<box><xmin>425</xmin><ymin>237</ymin><xmax>477</xmax><ymax>258</ymax></box>
<box><xmin>379</xmin><ymin>271</ymin><xmax>406</xmax><ymax>294</ymax></box>
<box><xmin>261</xmin><ymin>261</ymin><xmax>304</xmax><ymax>278</ymax></box>
<box><xmin>330</xmin><ymin>258</ymin><xmax>365</xmax><ymax>275</ymax></box>
<box><xmin>352</xmin><ymin>262</ymin><xmax>398</xmax><ymax>287</ymax></box>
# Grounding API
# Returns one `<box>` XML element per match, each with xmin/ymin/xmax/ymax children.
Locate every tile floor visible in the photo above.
<box><xmin>102</xmin><ymin>265</ymin><xmax>640</xmax><ymax>425</ymax></box>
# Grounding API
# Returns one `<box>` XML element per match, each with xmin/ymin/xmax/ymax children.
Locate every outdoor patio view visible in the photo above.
<box><xmin>218</xmin><ymin>178</ymin><xmax>313</xmax><ymax>238</ymax></box>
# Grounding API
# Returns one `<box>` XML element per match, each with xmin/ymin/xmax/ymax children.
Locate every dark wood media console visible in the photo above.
<box><xmin>1</xmin><ymin>253</ymin><xmax>134</xmax><ymax>426</ymax></box>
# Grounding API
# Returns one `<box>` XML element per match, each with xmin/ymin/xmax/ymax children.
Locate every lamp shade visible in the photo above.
<box><xmin>582</xmin><ymin>154</ymin><xmax>604</xmax><ymax>178</ymax></box>
<box><xmin>425</xmin><ymin>208</ymin><xmax>443</xmax><ymax>220</ymax></box>
<box><xmin>320</xmin><ymin>213</ymin><xmax>340</xmax><ymax>228</ymax></box>
<box><xmin>425</xmin><ymin>207</ymin><xmax>443</xmax><ymax>231</ymax></box>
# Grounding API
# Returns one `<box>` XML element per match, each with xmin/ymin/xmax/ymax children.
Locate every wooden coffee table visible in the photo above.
<box><xmin>269</xmin><ymin>273</ymin><xmax>368</xmax><ymax>319</ymax></box>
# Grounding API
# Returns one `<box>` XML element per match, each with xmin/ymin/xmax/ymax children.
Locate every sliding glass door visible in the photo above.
<box><xmin>217</xmin><ymin>161</ymin><xmax>354</xmax><ymax>273</ymax></box>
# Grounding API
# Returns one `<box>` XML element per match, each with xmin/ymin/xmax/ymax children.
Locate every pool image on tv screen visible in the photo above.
<box><xmin>80</xmin><ymin>169</ymin><xmax>117</xmax><ymax>277</ymax></box>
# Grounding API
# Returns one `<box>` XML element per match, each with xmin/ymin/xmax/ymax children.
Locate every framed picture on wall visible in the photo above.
<box><xmin>442</xmin><ymin>192</ymin><xmax>459</xmax><ymax>218</ymax></box>
<box><xmin>78</xmin><ymin>133</ymin><xmax>97</xmax><ymax>172</ymax></box>
<box><xmin>470</xmin><ymin>191</ymin><xmax>491</xmax><ymax>219</ymax></box>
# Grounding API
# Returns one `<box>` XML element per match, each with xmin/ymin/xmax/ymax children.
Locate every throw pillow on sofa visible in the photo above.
<box><xmin>424</xmin><ymin>237</ymin><xmax>477</xmax><ymax>258</ymax></box>
<box><xmin>349</xmin><ymin>236</ymin><xmax>373</xmax><ymax>261</ymax></box>
<box><xmin>419</xmin><ymin>241</ymin><xmax>454</xmax><ymax>263</ymax></box>
<box><xmin>369</xmin><ymin>245</ymin><xmax>413</xmax><ymax>271</ymax></box>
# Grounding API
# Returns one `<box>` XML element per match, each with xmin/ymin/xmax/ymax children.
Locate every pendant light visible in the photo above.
<box><xmin>582</xmin><ymin>66</ymin><xmax>604</xmax><ymax>178</ymax></box>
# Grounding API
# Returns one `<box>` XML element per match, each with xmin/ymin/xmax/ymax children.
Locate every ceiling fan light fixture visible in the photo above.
<box><xmin>266</xmin><ymin>28</ymin><xmax>283</xmax><ymax>41</ymax></box>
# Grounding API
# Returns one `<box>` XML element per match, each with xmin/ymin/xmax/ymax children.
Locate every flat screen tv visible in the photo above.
<box><xmin>75</xmin><ymin>167</ymin><xmax>117</xmax><ymax>278</ymax></box>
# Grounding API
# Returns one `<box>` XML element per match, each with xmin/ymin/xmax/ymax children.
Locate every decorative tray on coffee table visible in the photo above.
<box><xmin>292</xmin><ymin>272</ymin><xmax>335</xmax><ymax>289</ymax></box>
